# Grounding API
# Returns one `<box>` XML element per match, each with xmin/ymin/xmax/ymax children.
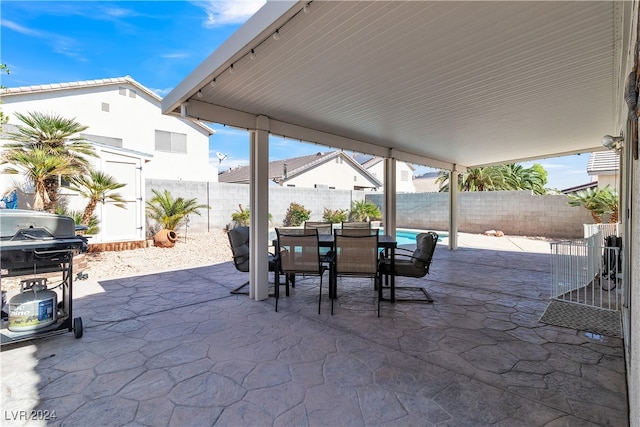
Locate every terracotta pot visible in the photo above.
<box><xmin>153</xmin><ymin>229</ymin><xmax>177</xmax><ymax>248</ymax></box>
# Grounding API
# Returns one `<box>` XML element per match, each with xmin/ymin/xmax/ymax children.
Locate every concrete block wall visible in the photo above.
<box><xmin>366</xmin><ymin>190</ymin><xmax>594</xmax><ymax>238</ymax></box>
<box><xmin>147</xmin><ymin>180</ymin><xmax>594</xmax><ymax>239</ymax></box>
<box><xmin>146</xmin><ymin>180</ymin><xmax>364</xmax><ymax>235</ymax></box>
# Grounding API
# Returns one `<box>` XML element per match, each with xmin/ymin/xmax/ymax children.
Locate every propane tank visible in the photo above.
<box><xmin>8</xmin><ymin>279</ymin><xmax>57</xmax><ymax>332</ymax></box>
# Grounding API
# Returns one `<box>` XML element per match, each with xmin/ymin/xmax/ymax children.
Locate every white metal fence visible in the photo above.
<box><xmin>583</xmin><ymin>223</ymin><xmax>619</xmax><ymax>238</ymax></box>
<box><xmin>550</xmin><ymin>230</ymin><xmax>622</xmax><ymax>311</ymax></box>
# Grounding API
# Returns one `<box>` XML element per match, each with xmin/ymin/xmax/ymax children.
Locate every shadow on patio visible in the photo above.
<box><xmin>1</xmin><ymin>239</ymin><xmax>628</xmax><ymax>426</ymax></box>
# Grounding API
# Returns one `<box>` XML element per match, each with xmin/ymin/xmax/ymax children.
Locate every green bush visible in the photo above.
<box><xmin>230</xmin><ymin>204</ymin><xmax>273</xmax><ymax>228</ymax></box>
<box><xmin>349</xmin><ymin>200</ymin><xmax>382</xmax><ymax>221</ymax></box>
<box><xmin>231</xmin><ymin>204</ymin><xmax>251</xmax><ymax>227</ymax></box>
<box><xmin>322</xmin><ymin>208</ymin><xmax>348</xmax><ymax>223</ymax></box>
<box><xmin>56</xmin><ymin>207</ymin><xmax>99</xmax><ymax>235</ymax></box>
<box><xmin>283</xmin><ymin>202</ymin><xmax>310</xmax><ymax>226</ymax></box>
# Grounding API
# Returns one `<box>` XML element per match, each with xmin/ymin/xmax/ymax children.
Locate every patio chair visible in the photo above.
<box><xmin>342</xmin><ymin>221</ymin><xmax>371</xmax><ymax>229</ymax></box>
<box><xmin>274</xmin><ymin>228</ymin><xmax>330</xmax><ymax>313</ymax></box>
<box><xmin>304</xmin><ymin>221</ymin><xmax>333</xmax><ymax>235</ymax></box>
<box><xmin>378</xmin><ymin>231</ymin><xmax>438</xmax><ymax>303</ymax></box>
<box><xmin>332</xmin><ymin>228</ymin><xmax>380</xmax><ymax>316</ymax></box>
<box><xmin>227</xmin><ymin>226</ymin><xmax>278</xmax><ymax>295</ymax></box>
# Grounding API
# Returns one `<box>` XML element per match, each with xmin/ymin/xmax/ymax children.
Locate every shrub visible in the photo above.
<box><xmin>322</xmin><ymin>208</ymin><xmax>348</xmax><ymax>223</ymax></box>
<box><xmin>283</xmin><ymin>202</ymin><xmax>310</xmax><ymax>226</ymax></box>
<box><xmin>231</xmin><ymin>204</ymin><xmax>251</xmax><ymax>227</ymax></box>
<box><xmin>56</xmin><ymin>207</ymin><xmax>99</xmax><ymax>235</ymax></box>
<box><xmin>230</xmin><ymin>204</ymin><xmax>273</xmax><ymax>228</ymax></box>
<box><xmin>349</xmin><ymin>200</ymin><xmax>382</xmax><ymax>221</ymax></box>
<box><xmin>146</xmin><ymin>189</ymin><xmax>209</xmax><ymax>230</ymax></box>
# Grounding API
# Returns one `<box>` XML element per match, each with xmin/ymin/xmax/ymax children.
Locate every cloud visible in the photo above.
<box><xmin>194</xmin><ymin>0</ymin><xmax>266</xmax><ymax>27</ymax></box>
<box><xmin>161</xmin><ymin>52</ymin><xmax>190</xmax><ymax>59</ymax></box>
<box><xmin>2</xmin><ymin>19</ymin><xmax>85</xmax><ymax>61</ymax></box>
<box><xmin>1</xmin><ymin>19</ymin><xmax>43</xmax><ymax>37</ymax></box>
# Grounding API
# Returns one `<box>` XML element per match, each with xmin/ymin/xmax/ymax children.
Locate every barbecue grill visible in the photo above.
<box><xmin>1</xmin><ymin>209</ymin><xmax>88</xmax><ymax>344</ymax></box>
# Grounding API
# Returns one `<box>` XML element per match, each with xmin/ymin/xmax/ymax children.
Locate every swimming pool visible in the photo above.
<box><xmin>380</xmin><ymin>228</ymin><xmax>447</xmax><ymax>246</ymax></box>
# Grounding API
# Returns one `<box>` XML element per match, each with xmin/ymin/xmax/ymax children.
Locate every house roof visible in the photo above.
<box><xmin>163</xmin><ymin>1</ymin><xmax>633</xmax><ymax>171</ymax></box>
<box><xmin>587</xmin><ymin>151</ymin><xmax>620</xmax><ymax>175</ymax></box>
<box><xmin>560</xmin><ymin>181</ymin><xmax>598</xmax><ymax>194</ymax></box>
<box><xmin>1</xmin><ymin>76</ymin><xmax>215</xmax><ymax>136</ymax></box>
<box><xmin>218</xmin><ymin>150</ymin><xmax>381</xmax><ymax>187</ymax></box>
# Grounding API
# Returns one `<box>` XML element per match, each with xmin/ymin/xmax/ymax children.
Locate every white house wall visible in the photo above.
<box><xmin>285</xmin><ymin>158</ymin><xmax>377</xmax><ymax>190</ymax></box>
<box><xmin>1</xmin><ymin>82</ymin><xmax>216</xmax><ymax>182</ymax></box>
<box><xmin>366</xmin><ymin>161</ymin><xmax>415</xmax><ymax>193</ymax></box>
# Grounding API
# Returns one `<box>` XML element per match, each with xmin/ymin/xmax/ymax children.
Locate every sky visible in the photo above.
<box><xmin>1</xmin><ymin>0</ymin><xmax>591</xmax><ymax>190</ymax></box>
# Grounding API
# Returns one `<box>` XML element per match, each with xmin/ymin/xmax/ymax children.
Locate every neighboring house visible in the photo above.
<box><xmin>587</xmin><ymin>151</ymin><xmax>620</xmax><ymax>189</ymax></box>
<box><xmin>356</xmin><ymin>155</ymin><xmax>416</xmax><ymax>193</ymax></box>
<box><xmin>560</xmin><ymin>151</ymin><xmax>620</xmax><ymax>194</ymax></box>
<box><xmin>413</xmin><ymin>171</ymin><xmax>441</xmax><ymax>193</ymax></box>
<box><xmin>0</xmin><ymin>76</ymin><xmax>216</xmax><ymax>244</ymax></box>
<box><xmin>219</xmin><ymin>151</ymin><xmax>382</xmax><ymax>190</ymax></box>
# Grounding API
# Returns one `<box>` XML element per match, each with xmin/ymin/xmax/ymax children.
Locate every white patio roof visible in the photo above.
<box><xmin>163</xmin><ymin>1</ymin><xmax>634</xmax><ymax>171</ymax></box>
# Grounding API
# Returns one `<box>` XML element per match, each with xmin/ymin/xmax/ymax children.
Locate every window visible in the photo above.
<box><xmin>155</xmin><ymin>130</ymin><xmax>187</xmax><ymax>153</ymax></box>
<box><xmin>354</xmin><ymin>176</ymin><xmax>357</xmax><ymax>182</ymax></box>
<box><xmin>336</xmin><ymin>157</ymin><xmax>343</xmax><ymax>164</ymax></box>
<box><xmin>119</xmin><ymin>87</ymin><xmax>127</xmax><ymax>96</ymax></box>
<box><xmin>101</xmin><ymin>102</ymin><xmax>110</xmax><ymax>112</ymax></box>
<box><xmin>129</xmin><ymin>89</ymin><xmax>137</xmax><ymax>98</ymax></box>
<box><xmin>401</xmin><ymin>170</ymin><xmax>409</xmax><ymax>181</ymax></box>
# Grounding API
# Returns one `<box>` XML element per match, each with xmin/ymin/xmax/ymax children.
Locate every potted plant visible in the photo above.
<box><xmin>146</xmin><ymin>189</ymin><xmax>209</xmax><ymax>247</ymax></box>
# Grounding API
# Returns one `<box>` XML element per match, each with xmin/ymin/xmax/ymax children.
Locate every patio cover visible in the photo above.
<box><xmin>162</xmin><ymin>1</ymin><xmax>635</xmax><ymax>300</ymax></box>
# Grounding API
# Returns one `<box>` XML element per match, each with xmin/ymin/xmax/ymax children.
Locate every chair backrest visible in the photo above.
<box><xmin>335</xmin><ymin>228</ymin><xmax>378</xmax><ymax>237</ymax></box>
<box><xmin>304</xmin><ymin>221</ymin><xmax>333</xmax><ymax>235</ymax></box>
<box><xmin>411</xmin><ymin>232</ymin><xmax>438</xmax><ymax>272</ymax></box>
<box><xmin>276</xmin><ymin>228</ymin><xmax>322</xmax><ymax>274</ymax></box>
<box><xmin>342</xmin><ymin>221</ymin><xmax>371</xmax><ymax>229</ymax></box>
<box><xmin>334</xmin><ymin>229</ymin><xmax>379</xmax><ymax>276</ymax></box>
<box><xmin>228</xmin><ymin>226</ymin><xmax>250</xmax><ymax>272</ymax></box>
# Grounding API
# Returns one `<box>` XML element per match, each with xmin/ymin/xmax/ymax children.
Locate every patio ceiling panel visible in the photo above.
<box><xmin>163</xmin><ymin>1</ymin><xmax>625</xmax><ymax>169</ymax></box>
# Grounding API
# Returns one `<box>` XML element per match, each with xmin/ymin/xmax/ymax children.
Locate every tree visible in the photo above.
<box><xmin>436</xmin><ymin>163</ymin><xmax>548</xmax><ymax>194</ymax></box>
<box><xmin>146</xmin><ymin>189</ymin><xmax>210</xmax><ymax>230</ymax></box>
<box><xmin>567</xmin><ymin>188</ymin><xmax>606</xmax><ymax>223</ymax></box>
<box><xmin>595</xmin><ymin>186</ymin><xmax>619</xmax><ymax>223</ymax></box>
<box><xmin>69</xmin><ymin>170</ymin><xmax>127</xmax><ymax>226</ymax></box>
<box><xmin>1</xmin><ymin>148</ymin><xmax>76</xmax><ymax>210</ymax></box>
<box><xmin>2</xmin><ymin>111</ymin><xmax>96</xmax><ymax>211</ymax></box>
<box><xmin>349</xmin><ymin>200</ymin><xmax>382</xmax><ymax>221</ymax></box>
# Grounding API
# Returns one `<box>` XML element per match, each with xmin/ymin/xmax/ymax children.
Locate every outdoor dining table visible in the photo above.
<box><xmin>272</xmin><ymin>233</ymin><xmax>398</xmax><ymax>303</ymax></box>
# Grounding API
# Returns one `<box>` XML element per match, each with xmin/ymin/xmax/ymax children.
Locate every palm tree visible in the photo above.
<box><xmin>146</xmin><ymin>189</ymin><xmax>210</xmax><ymax>231</ymax></box>
<box><xmin>500</xmin><ymin>164</ymin><xmax>546</xmax><ymax>194</ymax></box>
<box><xmin>1</xmin><ymin>148</ymin><xmax>76</xmax><ymax>210</ymax></box>
<box><xmin>567</xmin><ymin>188</ymin><xmax>605</xmax><ymax>223</ymax></box>
<box><xmin>596</xmin><ymin>186</ymin><xmax>619</xmax><ymax>223</ymax></box>
<box><xmin>69</xmin><ymin>170</ymin><xmax>127</xmax><ymax>226</ymax></box>
<box><xmin>349</xmin><ymin>200</ymin><xmax>382</xmax><ymax>221</ymax></box>
<box><xmin>2</xmin><ymin>111</ymin><xmax>95</xmax><ymax>211</ymax></box>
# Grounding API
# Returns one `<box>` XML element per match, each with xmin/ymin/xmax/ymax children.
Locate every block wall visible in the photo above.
<box><xmin>147</xmin><ymin>180</ymin><xmax>594</xmax><ymax>239</ymax></box>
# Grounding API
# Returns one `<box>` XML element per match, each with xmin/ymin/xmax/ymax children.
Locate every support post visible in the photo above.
<box><xmin>449</xmin><ymin>167</ymin><xmax>459</xmax><ymax>250</ymax></box>
<box><xmin>249</xmin><ymin>115</ymin><xmax>270</xmax><ymax>301</ymax></box>
<box><xmin>383</xmin><ymin>158</ymin><xmax>397</xmax><ymax>237</ymax></box>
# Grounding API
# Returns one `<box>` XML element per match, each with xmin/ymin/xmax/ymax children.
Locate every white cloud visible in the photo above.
<box><xmin>1</xmin><ymin>19</ymin><xmax>42</xmax><ymax>36</ymax></box>
<box><xmin>194</xmin><ymin>0</ymin><xmax>266</xmax><ymax>27</ymax></box>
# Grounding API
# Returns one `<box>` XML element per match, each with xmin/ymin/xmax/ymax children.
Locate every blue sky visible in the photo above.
<box><xmin>1</xmin><ymin>0</ymin><xmax>590</xmax><ymax>190</ymax></box>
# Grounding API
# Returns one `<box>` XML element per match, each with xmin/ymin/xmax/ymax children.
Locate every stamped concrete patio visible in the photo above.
<box><xmin>1</xmin><ymin>234</ymin><xmax>628</xmax><ymax>426</ymax></box>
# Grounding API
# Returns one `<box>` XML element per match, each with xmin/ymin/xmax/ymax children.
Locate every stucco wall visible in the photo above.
<box><xmin>148</xmin><ymin>181</ymin><xmax>594</xmax><ymax>239</ymax></box>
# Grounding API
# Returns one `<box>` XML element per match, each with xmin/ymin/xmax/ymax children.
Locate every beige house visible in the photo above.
<box><xmin>219</xmin><ymin>151</ymin><xmax>381</xmax><ymax>190</ymax></box>
<box><xmin>358</xmin><ymin>155</ymin><xmax>416</xmax><ymax>193</ymax></box>
<box><xmin>587</xmin><ymin>150</ymin><xmax>621</xmax><ymax>189</ymax></box>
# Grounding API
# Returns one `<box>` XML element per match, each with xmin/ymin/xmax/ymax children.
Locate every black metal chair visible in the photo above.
<box><xmin>378</xmin><ymin>231</ymin><xmax>438</xmax><ymax>303</ymax></box>
<box><xmin>274</xmin><ymin>228</ymin><xmax>330</xmax><ymax>313</ymax></box>
<box><xmin>332</xmin><ymin>228</ymin><xmax>380</xmax><ymax>316</ymax></box>
<box><xmin>227</xmin><ymin>226</ymin><xmax>278</xmax><ymax>295</ymax></box>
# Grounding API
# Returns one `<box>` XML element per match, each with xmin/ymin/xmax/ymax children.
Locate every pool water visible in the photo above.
<box><xmin>380</xmin><ymin>228</ymin><xmax>447</xmax><ymax>246</ymax></box>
